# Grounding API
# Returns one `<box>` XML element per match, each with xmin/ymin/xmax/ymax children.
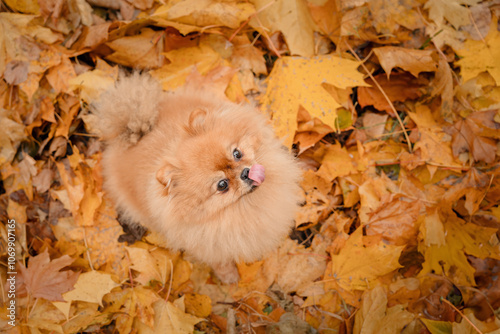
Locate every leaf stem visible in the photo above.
<box><xmin>439</xmin><ymin>297</ymin><xmax>483</xmax><ymax>334</ymax></box>
<box><xmin>345</xmin><ymin>41</ymin><xmax>412</xmax><ymax>153</ymax></box>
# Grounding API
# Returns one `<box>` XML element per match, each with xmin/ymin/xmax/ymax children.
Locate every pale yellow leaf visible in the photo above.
<box><xmin>53</xmin><ymin>271</ymin><xmax>119</xmax><ymax>318</ymax></box>
<box><xmin>250</xmin><ymin>0</ymin><xmax>317</xmax><ymax>57</ymax></box>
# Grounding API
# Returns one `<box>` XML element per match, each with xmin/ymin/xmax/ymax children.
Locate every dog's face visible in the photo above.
<box><xmin>156</xmin><ymin>108</ymin><xmax>268</xmax><ymax>222</ymax></box>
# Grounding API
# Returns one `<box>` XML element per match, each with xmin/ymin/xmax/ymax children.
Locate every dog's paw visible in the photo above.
<box><xmin>213</xmin><ymin>262</ymin><xmax>240</xmax><ymax>284</ymax></box>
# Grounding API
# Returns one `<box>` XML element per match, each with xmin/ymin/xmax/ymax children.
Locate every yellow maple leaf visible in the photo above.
<box><xmin>419</xmin><ymin>215</ymin><xmax>500</xmax><ymax>286</ymax></box>
<box><xmin>330</xmin><ymin>229</ymin><xmax>404</xmax><ymax>291</ymax></box>
<box><xmin>457</xmin><ymin>17</ymin><xmax>500</xmax><ymax>84</ymax></box>
<box><xmin>262</xmin><ymin>55</ymin><xmax>368</xmax><ymax>147</ymax></box>
<box><xmin>53</xmin><ymin>271</ymin><xmax>119</xmax><ymax>318</ymax></box>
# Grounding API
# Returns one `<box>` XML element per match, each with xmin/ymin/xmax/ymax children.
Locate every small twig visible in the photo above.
<box><xmin>440</xmin><ymin>297</ymin><xmax>483</xmax><ymax>334</ymax></box>
<box><xmin>345</xmin><ymin>41</ymin><xmax>412</xmax><ymax>153</ymax></box>
<box><xmin>82</xmin><ymin>227</ymin><xmax>95</xmax><ymax>271</ymax></box>
<box><xmin>125</xmin><ymin>251</ymin><xmax>134</xmax><ymax>288</ymax></box>
<box><xmin>467</xmin><ymin>6</ymin><xmax>487</xmax><ymax>46</ymax></box>
<box><xmin>472</xmin><ymin>174</ymin><xmax>494</xmax><ymax>221</ymax></box>
<box><xmin>164</xmin><ymin>259</ymin><xmax>173</xmax><ymax>302</ymax></box>
<box><xmin>229</xmin><ymin>0</ymin><xmax>275</xmax><ymax>42</ymax></box>
<box><xmin>254</xmin><ymin>14</ymin><xmax>281</xmax><ymax>58</ymax></box>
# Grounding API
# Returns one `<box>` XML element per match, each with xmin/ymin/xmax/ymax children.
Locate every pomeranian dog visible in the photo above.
<box><xmin>90</xmin><ymin>72</ymin><xmax>302</xmax><ymax>283</ymax></box>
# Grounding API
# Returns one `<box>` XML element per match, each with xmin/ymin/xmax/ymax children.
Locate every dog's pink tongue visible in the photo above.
<box><xmin>248</xmin><ymin>164</ymin><xmax>265</xmax><ymax>186</ymax></box>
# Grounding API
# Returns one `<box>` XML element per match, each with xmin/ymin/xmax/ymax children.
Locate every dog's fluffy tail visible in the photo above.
<box><xmin>90</xmin><ymin>72</ymin><xmax>163</xmax><ymax>146</ymax></box>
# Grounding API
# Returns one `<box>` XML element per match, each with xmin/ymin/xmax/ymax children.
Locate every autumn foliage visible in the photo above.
<box><xmin>1</xmin><ymin>0</ymin><xmax>500</xmax><ymax>333</ymax></box>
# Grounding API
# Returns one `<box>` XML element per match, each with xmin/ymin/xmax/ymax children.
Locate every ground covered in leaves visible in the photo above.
<box><xmin>1</xmin><ymin>0</ymin><xmax>500</xmax><ymax>333</ymax></box>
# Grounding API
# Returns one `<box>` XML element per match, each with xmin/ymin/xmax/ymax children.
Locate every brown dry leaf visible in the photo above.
<box><xmin>373</xmin><ymin>47</ymin><xmax>437</xmax><ymax>78</ymax></box>
<box><xmin>45</xmin><ymin>56</ymin><xmax>77</xmax><ymax>94</ymax></box>
<box><xmin>294</xmin><ymin>105</ymin><xmax>334</xmax><ymax>153</ymax></box>
<box><xmin>365</xmin><ymin>198</ymin><xmax>422</xmax><ymax>246</ymax></box>
<box><xmin>7</xmin><ymin>198</ymin><xmax>28</xmax><ymax>225</ymax></box>
<box><xmin>106</xmin><ymin>28</ymin><xmax>166</xmax><ymax>69</ymax></box>
<box><xmin>71</xmin><ymin>22</ymin><xmax>112</xmax><ymax>51</ymax></box>
<box><xmin>230</xmin><ymin>35</ymin><xmax>267</xmax><ymax>75</ymax></box>
<box><xmin>18</xmin><ymin>249</ymin><xmax>79</xmax><ymax>302</ymax></box>
<box><xmin>431</xmin><ymin>58</ymin><xmax>454</xmax><ymax>119</ymax></box>
<box><xmin>369</xmin><ymin>0</ymin><xmax>423</xmax><ymax>32</ymax></box>
<box><xmin>357</xmin><ymin>73</ymin><xmax>423</xmax><ymax>116</ymax></box>
<box><xmin>308</xmin><ymin>0</ymin><xmax>342</xmax><ymax>44</ymax></box>
<box><xmin>0</xmin><ymin>110</ymin><xmax>27</xmax><ymax>167</ymax></box>
<box><xmin>362</xmin><ymin>112</ymin><xmax>388</xmax><ymax>139</ymax></box>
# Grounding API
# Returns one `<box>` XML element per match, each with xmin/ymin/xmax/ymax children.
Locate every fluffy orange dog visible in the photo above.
<box><xmin>91</xmin><ymin>73</ymin><xmax>301</xmax><ymax>282</ymax></box>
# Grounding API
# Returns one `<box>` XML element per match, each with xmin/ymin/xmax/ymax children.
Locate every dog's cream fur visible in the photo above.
<box><xmin>91</xmin><ymin>73</ymin><xmax>302</xmax><ymax>282</ymax></box>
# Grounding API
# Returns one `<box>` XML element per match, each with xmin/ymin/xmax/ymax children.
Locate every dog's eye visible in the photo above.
<box><xmin>233</xmin><ymin>148</ymin><xmax>242</xmax><ymax>161</ymax></box>
<box><xmin>217</xmin><ymin>179</ymin><xmax>229</xmax><ymax>192</ymax></box>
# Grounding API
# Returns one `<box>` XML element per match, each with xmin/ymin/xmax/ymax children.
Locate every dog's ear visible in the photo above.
<box><xmin>185</xmin><ymin>108</ymin><xmax>207</xmax><ymax>135</ymax></box>
<box><xmin>156</xmin><ymin>162</ymin><xmax>176</xmax><ymax>194</ymax></box>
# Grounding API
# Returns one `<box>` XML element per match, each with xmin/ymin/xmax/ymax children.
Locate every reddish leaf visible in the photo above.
<box><xmin>357</xmin><ymin>73</ymin><xmax>423</xmax><ymax>116</ymax></box>
<box><xmin>18</xmin><ymin>249</ymin><xmax>79</xmax><ymax>301</ymax></box>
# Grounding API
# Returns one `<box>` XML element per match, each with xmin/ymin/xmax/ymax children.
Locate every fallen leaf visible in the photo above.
<box><xmin>317</xmin><ymin>143</ymin><xmax>357</xmax><ymax>182</ymax></box>
<box><xmin>150</xmin><ymin>43</ymin><xmax>221</xmax><ymax>91</ymax></box>
<box><xmin>53</xmin><ymin>270</ymin><xmax>119</xmax><ymax>317</ymax></box>
<box><xmin>106</xmin><ymin>28</ymin><xmax>166</xmax><ymax>69</ymax></box>
<box><xmin>358</xmin><ymin>73</ymin><xmax>423</xmax><ymax>116</ymax></box>
<box><xmin>18</xmin><ymin>249</ymin><xmax>79</xmax><ymax>302</ymax></box>
<box><xmin>139</xmin><ymin>298</ymin><xmax>203</xmax><ymax>334</ymax></box>
<box><xmin>262</xmin><ymin>55</ymin><xmax>368</xmax><ymax>147</ymax></box>
<box><xmin>250</xmin><ymin>0</ymin><xmax>317</xmax><ymax>57</ymax></box>
<box><xmin>373</xmin><ymin>47</ymin><xmax>437</xmax><ymax>78</ymax></box>
<box><xmin>157</xmin><ymin>0</ymin><xmax>255</xmax><ymax>29</ymax></box>
<box><xmin>457</xmin><ymin>17</ymin><xmax>500</xmax><ymax>84</ymax></box>
<box><xmin>365</xmin><ymin>198</ymin><xmax>421</xmax><ymax>246</ymax></box>
<box><xmin>330</xmin><ymin>229</ymin><xmax>404</xmax><ymax>291</ymax></box>
<box><xmin>354</xmin><ymin>287</ymin><xmax>415</xmax><ymax>334</ymax></box>
<box><xmin>424</xmin><ymin>0</ymin><xmax>474</xmax><ymax>29</ymax></box>
<box><xmin>184</xmin><ymin>293</ymin><xmax>212</xmax><ymax>318</ymax></box>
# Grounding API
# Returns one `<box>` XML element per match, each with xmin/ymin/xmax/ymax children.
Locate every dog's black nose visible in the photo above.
<box><xmin>240</xmin><ymin>168</ymin><xmax>250</xmax><ymax>180</ymax></box>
